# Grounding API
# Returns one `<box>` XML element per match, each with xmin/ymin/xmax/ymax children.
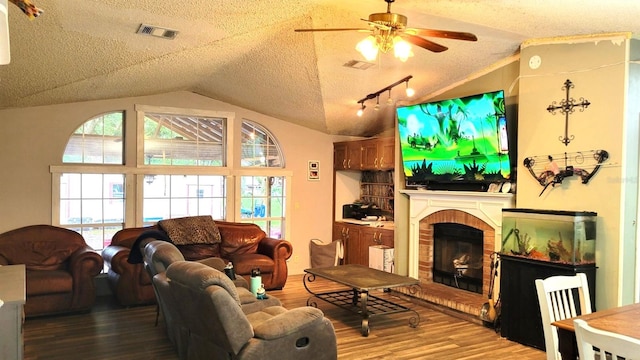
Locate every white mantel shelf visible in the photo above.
<box><xmin>400</xmin><ymin>189</ymin><xmax>515</xmax><ymax>278</ymax></box>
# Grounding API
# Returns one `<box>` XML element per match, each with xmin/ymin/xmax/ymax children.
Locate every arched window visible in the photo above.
<box><xmin>241</xmin><ymin>120</ymin><xmax>284</xmax><ymax>167</ymax></box>
<box><xmin>63</xmin><ymin>111</ymin><xmax>124</xmax><ymax>164</ymax></box>
<box><xmin>59</xmin><ymin>112</ymin><xmax>126</xmax><ymax>253</ymax></box>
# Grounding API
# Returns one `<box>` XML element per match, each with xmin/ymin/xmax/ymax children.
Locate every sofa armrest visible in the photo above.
<box><xmin>68</xmin><ymin>246</ymin><xmax>104</xmax><ymax>308</ymax></box>
<box><xmin>102</xmin><ymin>245</ymin><xmax>130</xmax><ymax>274</ymax></box>
<box><xmin>257</xmin><ymin>237</ymin><xmax>293</xmax><ymax>261</ymax></box>
<box><xmin>68</xmin><ymin>246</ymin><xmax>104</xmax><ymax>277</ymax></box>
<box><xmin>252</xmin><ymin>307</ymin><xmax>327</xmax><ymax>340</ymax></box>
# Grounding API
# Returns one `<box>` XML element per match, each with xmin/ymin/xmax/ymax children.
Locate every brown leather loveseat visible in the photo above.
<box><xmin>0</xmin><ymin>224</ymin><xmax>104</xmax><ymax>317</ymax></box>
<box><xmin>102</xmin><ymin>216</ymin><xmax>293</xmax><ymax>306</ymax></box>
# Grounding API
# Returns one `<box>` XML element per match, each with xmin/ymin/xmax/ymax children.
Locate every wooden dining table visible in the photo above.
<box><xmin>551</xmin><ymin>302</ymin><xmax>640</xmax><ymax>359</ymax></box>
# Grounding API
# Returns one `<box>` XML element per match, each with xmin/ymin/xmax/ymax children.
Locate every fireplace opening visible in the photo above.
<box><xmin>433</xmin><ymin>223</ymin><xmax>483</xmax><ymax>294</ymax></box>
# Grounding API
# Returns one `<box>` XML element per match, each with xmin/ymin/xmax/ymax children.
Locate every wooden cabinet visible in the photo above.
<box><xmin>334</xmin><ymin>137</ymin><xmax>394</xmax><ymax>171</ymax></box>
<box><xmin>360</xmin><ymin>137</ymin><xmax>394</xmax><ymax>170</ymax></box>
<box><xmin>499</xmin><ymin>255</ymin><xmax>596</xmax><ymax>350</ymax></box>
<box><xmin>333</xmin><ymin>137</ymin><xmax>395</xmax><ymax>268</ymax></box>
<box><xmin>361</xmin><ymin>227</ymin><xmax>393</xmax><ymax>248</ymax></box>
<box><xmin>334</xmin><ymin>222</ymin><xmax>393</xmax><ymax>267</ymax></box>
<box><xmin>334</xmin><ymin>142</ymin><xmax>362</xmax><ymax>170</ymax></box>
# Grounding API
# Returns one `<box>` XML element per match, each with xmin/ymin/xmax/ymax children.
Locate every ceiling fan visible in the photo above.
<box><xmin>295</xmin><ymin>0</ymin><xmax>477</xmax><ymax>61</ymax></box>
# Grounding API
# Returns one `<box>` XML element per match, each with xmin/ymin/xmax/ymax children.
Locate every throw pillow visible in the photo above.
<box><xmin>158</xmin><ymin>215</ymin><xmax>222</xmax><ymax>245</ymax></box>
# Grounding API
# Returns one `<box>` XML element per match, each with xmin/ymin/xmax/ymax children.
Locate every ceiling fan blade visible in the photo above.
<box><xmin>294</xmin><ymin>28</ymin><xmax>369</xmax><ymax>32</ymax></box>
<box><xmin>402</xmin><ymin>34</ymin><xmax>448</xmax><ymax>53</ymax></box>
<box><xmin>408</xmin><ymin>28</ymin><xmax>478</xmax><ymax>42</ymax></box>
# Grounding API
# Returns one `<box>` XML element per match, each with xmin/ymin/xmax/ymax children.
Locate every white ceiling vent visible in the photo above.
<box><xmin>136</xmin><ymin>24</ymin><xmax>179</xmax><ymax>40</ymax></box>
<box><xmin>343</xmin><ymin>60</ymin><xmax>375</xmax><ymax>70</ymax></box>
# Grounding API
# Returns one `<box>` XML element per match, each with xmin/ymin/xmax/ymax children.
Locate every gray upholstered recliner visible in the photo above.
<box><xmin>142</xmin><ymin>241</ymin><xmax>282</xmax><ymax>330</ymax></box>
<box><xmin>157</xmin><ymin>261</ymin><xmax>337</xmax><ymax>360</ymax></box>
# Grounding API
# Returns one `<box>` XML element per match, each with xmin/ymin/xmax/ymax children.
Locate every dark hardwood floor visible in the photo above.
<box><xmin>24</xmin><ymin>274</ymin><xmax>546</xmax><ymax>359</ymax></box>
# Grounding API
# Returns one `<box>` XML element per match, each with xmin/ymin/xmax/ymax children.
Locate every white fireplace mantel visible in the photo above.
<box><xmin>400</xmin><ymin>189</ymin><xmax>515</xmax><ymax>278</ymax></box>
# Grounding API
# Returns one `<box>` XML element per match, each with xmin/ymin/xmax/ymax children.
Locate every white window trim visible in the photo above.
<box><xmin>233</xmin><ymin>171</ymin><xmax>293</xmax><ymax>241</ymax></box>
<box><xmin>52</xmin><ymin>105</ymin><xmax>292</xmax><ymax>241</ymax></box>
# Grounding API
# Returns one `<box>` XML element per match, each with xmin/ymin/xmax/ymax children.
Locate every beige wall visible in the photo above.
<box><xmin>0</xmin><ymin>91</ymin><xmax>339</xmax><ymax>275</ymax></box>
<box><xmin>517</xmin><ymin>33</ymin><xmax>638</xmax><ymax>310</ymax></box>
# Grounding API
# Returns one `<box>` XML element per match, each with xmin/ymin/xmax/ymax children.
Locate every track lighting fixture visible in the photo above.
<box><xmin>405</xmin><ymin>80</ymin><xmax>415</xmax><ymax>97</ymax></box>
<box><xmin>356</xmin><ymin>75</ymin><xmax>413</xmax><ymax>116</ymax></box>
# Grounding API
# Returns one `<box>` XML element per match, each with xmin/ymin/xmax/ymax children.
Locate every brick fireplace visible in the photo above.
<box><xmin>398</xmin><ymin>190</ymin><xmax>514</xmax><ymax>319</ymax></box>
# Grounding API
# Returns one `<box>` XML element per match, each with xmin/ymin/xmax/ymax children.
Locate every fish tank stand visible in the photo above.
<box><xmin>499</xmin><ymin>254</ymin><xmax>596</xmax><ymax>350</ymax></box>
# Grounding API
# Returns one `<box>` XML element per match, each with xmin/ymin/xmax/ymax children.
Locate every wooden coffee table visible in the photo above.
<box><xmin>303</xmin><ymin>264</ymin><xmax>421</xmax><ymax>336</ymax></box>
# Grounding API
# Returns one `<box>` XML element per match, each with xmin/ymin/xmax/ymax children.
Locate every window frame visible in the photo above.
<box><xmin>51</xmin><ymin>105</ymin><xmax>292</xmax><ymax>251</ymax></box>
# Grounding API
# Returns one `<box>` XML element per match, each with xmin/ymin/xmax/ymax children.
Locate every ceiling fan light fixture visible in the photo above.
<box><xmin>356</xmin><ymin>35</ymin><xmax>378</xmax><ymax>61</ymax></box>
<box><xmin>393</xmin><ymin>36</ymin><xmax>413</xmax><ymax>62</ymax></box>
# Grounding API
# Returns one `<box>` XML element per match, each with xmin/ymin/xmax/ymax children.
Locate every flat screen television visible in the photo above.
<box><xmin>396</xmin><ymin>89</ymin><xmax>512</xmax><ymax>190</ymax></box>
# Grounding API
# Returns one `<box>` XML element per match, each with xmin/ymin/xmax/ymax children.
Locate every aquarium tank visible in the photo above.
<box><xmin>501</xmin><ymin>208</ymin><xmax>597</xmax><ymax>265</ymax></box>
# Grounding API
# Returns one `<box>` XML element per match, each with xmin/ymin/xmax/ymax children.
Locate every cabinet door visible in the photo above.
<box><xmin>332</xmin><ymin>222</ymin><xmax>343</xmax><ymax>242</ymax></box>
<box><xmin>360</xmin><ymin>227</ymin><xmax>394</xmax><ymax>266</ymax></box>
<box><xmin>334</xmin><ymin>143</ymin><xmax>348</xmax><ymax>170</ymax></box>
<box><xmin>360</xmin><ymin>140</ymin><xmax>379</xmax><ymax>170</ymax></box>
<box><xmin>346</xmin><ymin>142</ymin><xmax>362</xmax><ymax>170</ymax></box>
<box><xmin>376</xmin><ymin>228</ymin><xmax>394</xmax><ymax>247</ymax></box>
<box><xmin>378</xmin><ymin>138</ymin><xmax>395</xmax><ymax>170</ymax></box>
<box><xmin>342</xmin><ymin>225</ymin><xmax>362</xmax><ymax>265</ymax></box>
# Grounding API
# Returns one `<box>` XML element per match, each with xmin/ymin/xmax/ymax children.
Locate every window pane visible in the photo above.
<box><xmin>59</xmin><ymin>173</ymin><xmax>125</xmax><ymax>254</ymax></box>
<box><xmin>239</xmin><ymin>175</ymin><xmax>285</xmax><ymax>239</ymax></box>
<box><xmin>143</xmin><ymin>175</ymin><xmax>226</xmax><ymax>222</ymax></box>
<box><xmin>143</xmin><ymin>113</ymin><xmax>225</xmax><ymax>166</ymax></box>
<box><xmin>269</xmin><ymin>220</ymin><xmax>283</xmax><ymax>239</ymax></box>
<box><xmin>143</xmin><ymin>198</ymin><xmax>170</xmax><ymax>223</ymax></box>
<box><xmin>60</xmin><ymin>173</ymin><xmax>82</xmax><ymax>199</ymax></box>
<box><xmin>270</xmin><ymin>198</ymin><xmax>283</xmax><ymax>217</ymax></box>
<box><xmin>241</xmin><ymin>120</ymin><xmax>284</xmax><ymax>167</ymax></box>
<box><xmin>81</xmin><ymin>174</ymin><xmax>104</xmax><ymax>198</ymax></box>
<box><xmin>63</xmin><ymin>112</ymin><xmax>124</xmax><ymax>164</ymax></box>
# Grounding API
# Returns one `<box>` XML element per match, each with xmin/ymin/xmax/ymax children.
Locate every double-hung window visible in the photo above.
<box><xmin>52</xmin><ymin>107</ymin><xmax>290</xmax><ymax>271</ymax></box>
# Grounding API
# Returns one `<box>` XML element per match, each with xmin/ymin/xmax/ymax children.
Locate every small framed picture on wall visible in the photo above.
<box><xmin>308</xmin><ymin>161</ymin><xmax>320</xmax><ymax>181</ymax></box>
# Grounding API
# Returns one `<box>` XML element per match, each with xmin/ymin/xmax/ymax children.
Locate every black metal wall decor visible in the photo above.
<box><xmin>546</xmin><ymin>79</ymin><xmax>591</xmax><ymax>146</ymax></box>
<box><xmin>523</xmin><ymin>150</ymin><xmax>609</xmax><ymax>196</ymax></box>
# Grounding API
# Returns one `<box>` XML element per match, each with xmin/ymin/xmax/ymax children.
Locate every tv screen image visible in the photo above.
<box><xmin>397</xmin><ymin>89</ymin><xmax>511</xmax><ymax>189</ymax></box>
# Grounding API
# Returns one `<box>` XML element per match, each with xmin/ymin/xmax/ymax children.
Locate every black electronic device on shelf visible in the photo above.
<box><xmin>342</xmin><ymin>203</ymin><xmax>382</xmax><ymax>220</ymax></box>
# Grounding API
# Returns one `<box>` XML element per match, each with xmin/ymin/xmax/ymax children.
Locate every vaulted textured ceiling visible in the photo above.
<box><xmin>1</xmin><ymin>0</ymin><xmax>639</xmax><ymax>137</ymax></box>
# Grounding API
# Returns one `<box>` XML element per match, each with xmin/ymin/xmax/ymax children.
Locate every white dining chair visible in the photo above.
<box><xmin>535</xmin><ymin>273</ymin><xmax>592</xmax><ymax>360</ymax></box>
<box><xmin>574</xmin><ymin>318</ymin><xmax>640</xmax><ymax>359</ymax></box>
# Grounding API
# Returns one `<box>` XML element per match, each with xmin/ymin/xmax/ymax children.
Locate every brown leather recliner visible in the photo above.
<box><xmin>0</xmin><ymin>224</ymin><xmax>104</xmax><ymax>317</ymax></box>
<box><xmin>102</xmin><ymin>220</ymin><xmax>293</xmax><ymax>306</ymax></box>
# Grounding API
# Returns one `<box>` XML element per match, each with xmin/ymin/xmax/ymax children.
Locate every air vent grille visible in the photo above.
<box><xmin>343</xmin><ymin>60</ymin><xmax>375</xmax><ymax>70</ymax></box>
<box><xmin>136</xmin><ymin>24</ymin><xmax>179</xmax><ymax>40</ymax></box>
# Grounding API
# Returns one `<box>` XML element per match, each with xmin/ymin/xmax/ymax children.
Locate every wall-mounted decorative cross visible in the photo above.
<box><xmin>546</xmin><ymin>79</ymin><xmax>591</xmax><ymax>146</ymax></box>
